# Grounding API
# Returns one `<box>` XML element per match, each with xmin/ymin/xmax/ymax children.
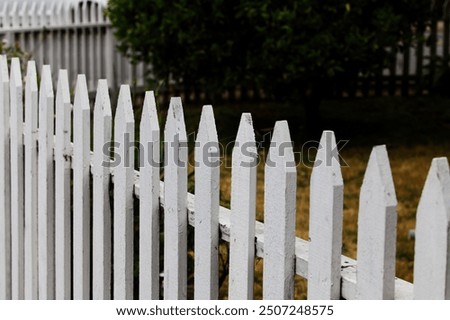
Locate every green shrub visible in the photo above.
<box><xmin>107</xmin><ymin>0</ymin><xmax>431</xmax><ymax>133</ymax></box>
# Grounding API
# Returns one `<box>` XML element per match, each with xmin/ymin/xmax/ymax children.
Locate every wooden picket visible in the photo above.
<box><xmin>10</xmin><ymin>57</ymin><xmax>24</xmax><ymax>300</ymax></box>
<box><xmin>194</xmin><ymin>105</ymin><xmax>220</xmax><ymax>300</ymax></box>
<box><xmin>413</xmin><ymin>158</ymin><xmax>450</xmax><ymax>299</ymax></box>
<box><xmin>0</xmin><ymin>55</ymin><xmax>11</xmax><ymax>300</ymax></box>
<box><xmin>163</xmin><ymin>97</ymin><xmax>188</xmax><ymax>300</ymax></box>
<box><xmin>55</xmin><ymin>70</ymin><xmax>72</xmax><ymax>300</ymax></box>
<box><xmin>308</xmin><ymin>131</ymin><xmax>343</xmax><ymax>299</ymax></box>
<box><xmin>24</xmin><ymin>61</ymin><xmax>38</xmax><ymax>300</ymax></box>
<box><xmin>356</xmin><ymin>145</ymin><xmax>397</xmax><ymax>299</ymax></box>
<box><xmin>92</xmin><ymin>80</ymin><xmax>112</xmax><ymax>300</ymax></box>
<box><xmin>73</xmin><ymin>75</ymin><xmax>91</xmax><ymax>300</ymax></box>
<box><xmin>38</xmin><ymin>65</ymin><xmax>55</xmax><ymax>300</ymax></box>
<box><xmin>263</xmin><ymin>120</ymin><xmax>296</xmax><ymax>300</ymax></box>
<box><xmin>139</xmin><ymin>91</ymin><xmax>160</xmax><ymax>300</ymax></box>
<box><xmin>113</xmin><ymin>85</ymin><xmax>135</xmax><ymax>300</ymax></box>
<box><xmin>229</xmin><ymin>113</ymin><xmax>257</xmax><ymax>300</ymax></box>
<box><xmin>0</xmin><ymin>57</ymin><xmax>450</xmax><ymax>301</ymax></box>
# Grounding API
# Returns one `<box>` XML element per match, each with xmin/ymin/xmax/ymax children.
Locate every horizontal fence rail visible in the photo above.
<box><xmin>0</xmin><ymin>57</ymin><xmax>449</xmax><ymax>300</ymax></box>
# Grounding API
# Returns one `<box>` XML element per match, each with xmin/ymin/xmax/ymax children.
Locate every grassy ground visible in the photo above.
<box><xmin>136</xmin><ymin>94</ymin><xmax>450</xmax><ymax>299</ymax></box>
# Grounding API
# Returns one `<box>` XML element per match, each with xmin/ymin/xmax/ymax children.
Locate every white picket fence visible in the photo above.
<box><xmin>0</xmin><ymin>56</ymin><xmax>449</xmax><ymax>300</ymax></box>
<box><xmin>0</xmin><ymin>0</ymin><xmax>145</xmax><ymax>92</ymax></box>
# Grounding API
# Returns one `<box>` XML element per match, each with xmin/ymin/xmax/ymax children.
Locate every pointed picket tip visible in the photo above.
<box><xmin>363</xmin><ymin>145</ymin><xmax>397</xmax><ymax>207</ymax></box>
<box><xmin>29</xmin><ymin>2</ymin><xmax>36</xmax><ymax>12</ymax></box>
<box><xmin>196</xmin><ymin>105</ymin><xmax>218</xmax><ymax>144</ymax></box>
<box><xmin>10</xmin><ymin>2</ymin><xmax>17</xmax><ymax>12</ymax></box>
<box><xmin>141</xmin><ymin>91</ymin><xmax>159</xmax><ymax>132</ymax></box>
<box><xmin>74</xmin><ymin>75</ymin><xmax>89</xmax><ymax>111</ymax></box>
<box><xmin>18</xmin><ymin>4</ymin><xmax>26</xmax><ymax>19</ymax></box>
<box><xmin>10</xmin><ymin>58</ymin><xmax>22</xmax><ymax>89</ymax></box>
<box><xmin>235</xmin><ymin>113</ymin><xmax>255</xmax><ymax>145</ymax></box>
<box><xmin>267</xmin><ymin>120</ymin><xmax>295</xmax><ymax>169</ymax></box>
<box><xmin>316</xmin><ymin>130</ymin><xmax>339</xmax><ymax>166</ymax></box>
<box><xmin>25</xmin><ymin>61</ymin><xmax>37</xmax><ymax>93</ymax></box>
<box><xmin>0</xmin><ymin>55</ymin><xmax>8</xmax><ymax>83</ymax></box>
<box><xmin>40</xmin><ymin>65</ymin><xmax>54</xmax><ymax>97</ymax></box>
<box><xmin>56</xmin><ymin>70</ymin><xmax>70</xmax><ymax>105</ymax></box>
<box><xmin>94</xmin><ymin>80</ymin><xmax>111</xmax><ymax>118</ymax></box>
<box><xmin>313</xmin><ymin>130</ymin><xmax>343</xmax><ymax>186</ymax></box>
<box><xmin>165</xmin><ymin>97</ymin><xmax>187</xmax><ymax>141</ymax></box>
<box><xmin>413</xmin><ymin>157</ymin><xmax>450</xmax><ymax>299</ymax></box>
<box><xmin>115</xmin><ymin>85</ymin><xmax>134</xmax><ymax>125</ymax></box>
<box><xmin>18</xmin><ymin>3</ymin><xmax>27</xmax><ymax>22</ymax></box>
<box><xmin>270</xmin><ymin>120</ymin><xmax>291</xmax><ymax>144</ymax></box>
<box><xmin>421</xmin><ymin>157</ymin><xmax>450</xmax><ymax>224</ymax></box>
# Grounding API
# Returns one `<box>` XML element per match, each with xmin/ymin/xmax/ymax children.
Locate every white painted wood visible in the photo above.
<box><xmin>105</xmin><ymin>28</ymin><xmax>115</xmax><ymax>89</ymax></box>
<box><xmin>39</xmin><ymin>29</ymin><xmax>45</xmax><ymax>67</ymax></box>
<box><xmin>137</xmin><ymin>178</ymin><xmax>413</xmax><ymax>300</ymax></box>
<box><xmin>95</xmin><ymin>27</ymin><xmax>102</xmax><ymax>82</ymax></box>
<box><xmin>307</xmin><ymin>130</ymin><xmax>344</xmax><ymax>299</ymax></box>
<box><xmin>139</xmin><ymin>91</ymin><xmax>160</xmax><ymax>300</ymax></box>
<box><xmin>163</xmin><ymin>97</ymin><xmax>188</xmax><ymax>300</ymax></box>
<box><xmin>48</xmin><ymin>29</ymin><xmax>55</xmax><ymax>68</ymax></box>
<box><xmin>0</xmin><ymin>6</ymin><xmax>140</xmax><ymax>93</ymax></box>
<box><xmin>229</xmin><ymin>113</ymin><xmax>257</xmax><ymax>300</ymax></box>
<box><xmin>37</xmin><ymin>65</ymin><xmax>55</xmax><ymax>300</ymax></box>
<box><xmin>73</xmin><ymin>74</ymin><xmax>91</xmax><ymax>300</ymax></box>
<box><xmin>24</xmin><ymin>60</ymin><xmax>38</xmax><ymax>300</ymax></box>
<box><xmin>93</xmin><ymin>79</ymin><xmax>112</xmax><ymax>300</ymax></box>
<box><xmin>9</xmin><ymin>2</ymin><xmax>17</xmax><ymax>27</ymax></box>
<box><xmin>263</xmin><ymin>121</ymin><xmax>296</xmax><ymax>300</ymax></box>
<box><xmin>80</xmin><ymin>24</ymin><xmax>86</xmax><ymax>73</ymax></box>
<box><xmin>29</xmin><ymin>2</ymin><xmax>37</xmax><ymax>27</ymax></box>
<box><xmin>194</xmin><ymin>105</ymin><xmax>220</xmax><ymax>300</ymax></box>
<box><xmin>29</xmin><ymin>32</ymin><xmax>36</xmax><ymax>67</ymax></box>
<box><xmin>113</xmin><ymin>85</ymin><xmax>135</xmax><ymax>300</ymax></box>
<box><xmin>55</xmin><ymin>30</ymin><xmax>61</xmax><ymax>73</ymax></box>
<box><xmin>72</xmin><ymin>29</ymin><xmax>78</xmax><ymax>84</ymax></box>
<box><xmin>0</xmin><ymin>55</ymin><xmax>11</xmax><ymax>300</ymax></box>
<box><xmin>19</xmin><ymin>3</ymin><xmax>28</xmax><ymax>27</ymax></box>
<box><xmin>64</xmin><ymin>28</ymin><xmax>70</xmax><ymax>72</ymax></box>
<box><xmin>17</xmin><ymin>127</ymin><xmax>411</xmax><ymax>302</ymax></box>
<box><xmin>10</xmin><ymin>58</ymin><xmax>24</xmax><ymax>300</ymax></box>
<box><xmin>414</xmin><ymin>157</ymin><xmax>450</xmax><ymax>299</ymax></box>
<box><xmin>82</xmin><ymin>2</ymin><xmax>88</xmax><ymax>25</ymax></box>
<box><xmin>54</xmin><ymin>69</ymin><xmax>72</xmax><ymax>300</ymax></box>
<box><xmin>356</xmin><ymin>145</ymin><xmax>397</xmax><ymax>300</ymax></box>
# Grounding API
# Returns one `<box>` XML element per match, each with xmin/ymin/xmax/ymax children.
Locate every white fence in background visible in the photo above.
<box><xmin>1</xmin><ymin>56</ymin><xmax>450</xmax><ymax>300</ymax></box>
<box><xmin>0</xmin><ymin>0</ymin><xmax>147</xmax><ymax>93</ymax></box>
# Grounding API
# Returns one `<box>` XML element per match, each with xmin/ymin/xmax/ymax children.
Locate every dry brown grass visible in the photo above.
<box><xmin>153</xmin><ymin>94</ymin><xmax>450</xmax><ymax>299</ymax></box>
<box><xmin>214</xmin><ymin>143</ymin><xmax>450</xmax><ymax>299</ymax></box>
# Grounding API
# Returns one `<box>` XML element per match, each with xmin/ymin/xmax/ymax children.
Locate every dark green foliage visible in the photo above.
<box><xmin>106</xmin><ymin>0</ymin><xmax>431</xmax><ymax>101</ymax></box>
<box><xmin>237</xmin><ymin>0</ymin><xmax>431</xmax><ymax>101</ymax></box>
<box><xmin>106</xmin><ymin>0</ymin><xmax>245</xmax><ymax>95</ymax></box>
